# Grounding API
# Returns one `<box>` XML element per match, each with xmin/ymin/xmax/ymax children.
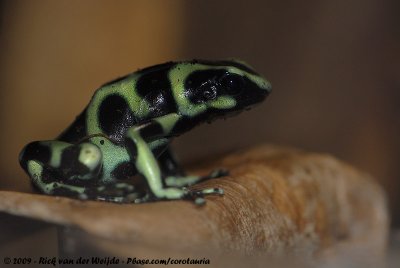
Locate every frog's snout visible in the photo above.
<box><xmin>227</xmin><ymin>78</ymin><xmax>271</xmax><ymax>114</ymax></box>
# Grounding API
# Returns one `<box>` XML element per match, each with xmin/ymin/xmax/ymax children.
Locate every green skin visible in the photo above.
<box><xmin>19</xmin><ymin>60</ymin><xmax>271</xmax><ymax>205</ymax></box>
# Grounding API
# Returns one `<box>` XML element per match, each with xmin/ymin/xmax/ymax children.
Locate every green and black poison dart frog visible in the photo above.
<box><xmin>19</xmin><ymin>60</ymin><xmax>271</xmax><ymax>205</ymax></box>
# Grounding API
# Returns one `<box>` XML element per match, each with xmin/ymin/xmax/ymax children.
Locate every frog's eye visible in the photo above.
<box><xmin>220</xmin><ymin>74</ymin><xmax>244</xmax><ymax>96</ymax></box>
<box><xmin>202</xmin><ymin>87</ymin><xmax>217</xmax><ymax>101</ymax></box>
<box><xmin>185</xmin><ymin>69</ymin><xmax>226</xmax><ymax>104</ymax></box>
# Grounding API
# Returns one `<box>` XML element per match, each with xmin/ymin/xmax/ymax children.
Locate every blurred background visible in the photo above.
<box><xmin>0</xmin><ymin>0</ymin><xmax>399</xmax><ymax>228</ymax></box>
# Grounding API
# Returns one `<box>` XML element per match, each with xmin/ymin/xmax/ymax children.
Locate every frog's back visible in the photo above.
<box><xmin>58</xmin><ymin>62</ymin><xmax>178</xmax><ymax>144</ymax></box>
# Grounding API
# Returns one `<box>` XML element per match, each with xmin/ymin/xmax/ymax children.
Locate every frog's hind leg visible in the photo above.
<box><xmin>19</xmin><ymin>140</ymin><xmax>102</xmax><ymax>198</ymax></box>
<box><xmin>24</xmin><ymin>159</ymin><xmax>87</xmax><ymax>197</ymax></box>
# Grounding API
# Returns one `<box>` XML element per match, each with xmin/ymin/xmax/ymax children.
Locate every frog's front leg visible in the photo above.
<box><xmin>125</xmin><ymin>114</ymin><xmax>224</xmax><ymax>204</ymax></box>
<box><xmin>19</xmin><ymin>140</ymin><xmax>102</xmax><ymax>199</ymax></box>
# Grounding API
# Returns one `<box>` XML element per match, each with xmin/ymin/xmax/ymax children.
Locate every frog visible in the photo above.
<box><xmin>19</xmin><ymin>59</ymin><xmax>271</xmax><ymax>205</ymax></box>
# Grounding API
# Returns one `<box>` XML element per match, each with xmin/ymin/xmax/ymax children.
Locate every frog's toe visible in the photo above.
<box><xmin>184</xmin><ymin>187</ymin><xmax>224</xmax><ymax>205</ymax></box>
<box><xmin>194</xmin><ymin>197</ymin><xmax>206</xmax><ymax>206</ymax></box>
<box><xmin>208</xmin><ymin>168</ymin><xmax>229</xmax><ymax>179</ymax></box>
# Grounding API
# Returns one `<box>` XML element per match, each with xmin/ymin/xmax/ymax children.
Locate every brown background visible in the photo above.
<box><xmin>1</xmin><ymin>0</ymin><xmax>399</xmax><ymax>227</ymax></box>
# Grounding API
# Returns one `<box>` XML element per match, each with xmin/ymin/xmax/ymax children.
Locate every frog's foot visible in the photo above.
<box><xmin>183</xmin><ymin>187</ymin><xmax>224</xmax><ymax>205</ymax></box>
<box><xmin>145</xmin><ymin>186</ymin><xmax>223</xmax><ymax>205</ymax></box>
<box><xmin>164</xmin><ymin>168</ymin><xmax>229</xmax><ymax>188</ymax></box>
<box><xmin>88</xmin><ymin>182</ymin><xmax>144</xmax><ymax>203</ymax></box>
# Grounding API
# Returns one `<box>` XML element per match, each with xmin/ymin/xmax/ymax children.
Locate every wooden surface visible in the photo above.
<box><xmin>0</xmin><ymin>145</ymin><xmax>389</xmax><ymax>264</ymax></box>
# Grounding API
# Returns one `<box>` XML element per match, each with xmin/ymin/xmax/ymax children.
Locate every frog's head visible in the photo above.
<box><xmin>171</xmin><ymin>60</ymin><xmax>271</xmax><ymax>123</ymax></box>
